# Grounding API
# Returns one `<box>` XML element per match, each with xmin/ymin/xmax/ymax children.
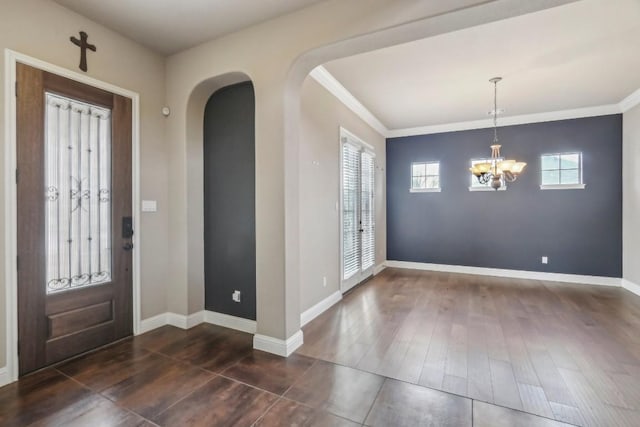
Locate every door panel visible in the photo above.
<box><xmin>341</xmin><ymin>138</ymin><xmax>375</xmax><ymax>294</ymax></box>
<box><xmin>360</xmin><ymin>151</ymin><xmax>375</xmax><ymax>273</ymax></box>
<box><xmin>16</xmin><ymin>63</ymin><xmax>133</xmax><ymax>375</ymax></box>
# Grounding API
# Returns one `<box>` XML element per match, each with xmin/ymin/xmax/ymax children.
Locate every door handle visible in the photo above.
<box><xmin>122</xmin><ymin>216</ymin><xmax>134</xmax><ymax>238</ymax></box>
<box><xmin>123</xmin><ymin>242</ymin><xmax>134</xmax><ymax>251</ymax></box>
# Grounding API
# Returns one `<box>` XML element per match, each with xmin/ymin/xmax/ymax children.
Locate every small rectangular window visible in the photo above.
<box><xmin>540</xmin><ymin>152</ymin><xmax>585</xmax><ymax>189</ymax></box>
<box><xmin>410</xmin><ymin>161</ymin><xmax>440</xmax><ymax>192</ymax></box>
<box><xmin>469</xmin><ymin>158</ymin><xmax>505</xmax><ymax>191</ymax></box>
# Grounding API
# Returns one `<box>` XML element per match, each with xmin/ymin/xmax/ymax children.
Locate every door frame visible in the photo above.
<box><xmin>339</xmin><ymin>127</ymin><xmax>375</xmax><ymax>294</ymax></box>
<box><xmin>3</xmin><ymin>49</ymin><xmax>141</xmax><ymax>383</ymax></box>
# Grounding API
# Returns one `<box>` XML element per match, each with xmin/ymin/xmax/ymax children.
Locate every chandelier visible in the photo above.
<box><xmin>469</xmin><ymin>77</ymin><xmax>526</xmax><ymax>190</ymax></box>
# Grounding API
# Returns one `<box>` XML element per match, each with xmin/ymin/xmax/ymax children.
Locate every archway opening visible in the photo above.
<box><xmin>203</xmin><ymin>81</ymin><xmax>256</xmax><ymax>320</ymax></box>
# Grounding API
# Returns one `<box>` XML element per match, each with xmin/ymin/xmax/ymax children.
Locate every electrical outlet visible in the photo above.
<box><xmin>541</xmin><ymin>256</ymin><xmax>548</xmax><ymax>264</ymax></box>
<box><xmin>232</xmin><ymin>290</ymin><xmax>241</xmax><ymax>303</ymax></box>
<box><xmin>323</xmin><ymin>276</ymin><xmax>327</xmax><ymax>287</ymax></box>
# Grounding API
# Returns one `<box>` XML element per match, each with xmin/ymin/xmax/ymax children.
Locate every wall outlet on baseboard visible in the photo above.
<box><xmin>541</xmin><ymin>256</ymin><xmax>548</xmax><ymax>264</ymax></box>
<box><xmin>323</xmin><ymin>276</ymin><xmax>327</xmax><ymax>287</ymax></box>
<box><xmin>232</xmin><ymin>290</ymin><xmax>241</xmax><ymax>303</ymax></box>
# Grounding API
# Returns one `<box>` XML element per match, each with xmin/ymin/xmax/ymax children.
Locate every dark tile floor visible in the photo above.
<box><xmin>0</xmin><ymin>322</ymin><xmax>572</xmax><ymax>426</ymax></box>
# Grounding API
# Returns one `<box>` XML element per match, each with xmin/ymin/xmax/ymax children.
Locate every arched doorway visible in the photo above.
<box><xmin>203</xmin><ymin>82</ymin><xmax>256</xmax><ymax>320</ymax></box>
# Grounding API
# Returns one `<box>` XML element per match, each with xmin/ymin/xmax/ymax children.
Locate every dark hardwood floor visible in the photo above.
<box><xmin>2</xmin><ymin>267</ymin><xmax>638</xmax><ymax>426</ymax></box>
<box><xmin>299</xmin><ymin>268</ymin><xmax>640</xmax><ymax>427</ymax></box>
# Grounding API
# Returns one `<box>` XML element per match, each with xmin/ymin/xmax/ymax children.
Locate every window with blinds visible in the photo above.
<box><xmin>341</xmin><ymin>130</ymin><xmax>375</xmax><ymax>286</ymax></box>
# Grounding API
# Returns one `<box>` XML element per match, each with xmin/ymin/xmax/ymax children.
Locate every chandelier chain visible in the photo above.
<box><xmin>493</xmin><ymin>78</ymin><xmax>498</xmax><ymax>143</ymax></box>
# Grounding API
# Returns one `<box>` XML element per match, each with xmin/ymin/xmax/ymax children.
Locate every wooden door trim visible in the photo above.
<box><xmin>3</xmin><ymin>50</ymin><xmax>142</xmax><ymax>385</ymax></box>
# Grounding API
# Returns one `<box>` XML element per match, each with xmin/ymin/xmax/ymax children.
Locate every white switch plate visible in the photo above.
<box><xmin>542</xmin><ymin>256</ymin><xmax>548</xmax><ymax>264</ymax></box>
<box><xmin>142</xmin><ymin>200</ymin><xmax>157</xmax><ymax>212</ymax></box>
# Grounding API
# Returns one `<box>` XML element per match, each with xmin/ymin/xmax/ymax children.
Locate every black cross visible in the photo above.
<box><xmin>70</xmin><ymin>31</ymin><xmax>96</xmax><ymax>72</ymax></box>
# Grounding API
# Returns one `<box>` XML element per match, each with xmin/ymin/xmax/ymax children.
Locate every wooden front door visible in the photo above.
<box><xmin>16</xmin><ymin>63</ymin><xmax>133</xmax><ymax>375</ymax></box>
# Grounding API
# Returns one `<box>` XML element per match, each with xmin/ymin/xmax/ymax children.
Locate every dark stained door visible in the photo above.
<box><xmin>16</xmin><ymin>63</ymin><xmax>133</xmax><ymax>375</ymax></box>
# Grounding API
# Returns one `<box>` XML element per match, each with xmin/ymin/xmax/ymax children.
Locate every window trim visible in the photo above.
<box><xmin>410</xmin><ymin>161</ymin><xmax>441</xmax><ymax>192</ymax></box>
<box><xmin>540</xmin><ymin>183</ymin><xmax>586</xmax><ymax>190</ymax></box>
<box><xmin>539</xmin><ymin>152</ymin><xmax>585</xmax><ymax>190</ymax></box>
<box><xmin>468</xmin><ymin>185</ymin><xmax>506</xmax><ymax>192</ymax></box>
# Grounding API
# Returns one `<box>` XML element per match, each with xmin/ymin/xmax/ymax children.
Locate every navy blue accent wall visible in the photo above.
<box><xmin>386</xmin><ymin>115</ymin><xmax>622</xmax><ymax>277</ymax></box>
<box><xmin>203</xmin><ymin>82</ymin><xmax>256</xmax><ymax>320</ymax></box>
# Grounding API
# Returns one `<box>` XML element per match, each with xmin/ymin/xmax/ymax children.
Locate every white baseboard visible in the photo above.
<box><xmin>253</xmin><ymin>330</ymin><xmax>304</xmax><ymax>357</ymax></box>
<box><xmin>301</xmin><ymin>291</ymin><xmax>342</xmax><ymax>327</ymax></box>
<box><xmin>138</xmin><ymin>312</ymin><xmax>169</xmax><ymax>334</ymax></box>
<box><xmin>204</xmin><ymin>311</ymin><xmax>257</xmax><ymax>334</ymax></box>
<box><xmin>374</xmin><ymin>262</ymin><xmax>386</xmax><ymax>275</ymax></box>
<box><xmin>622</xmin><ymin>279</ymin><xmax>640</xmax><ymax>296</ymax></box>
<box><xmin>385</xmin><ymin>260</ymin><xmax>622</xmax><ymax>287</ymax></box>
<box><xmin>186</xmin><ymin>311</ymin><xmax>205</xmax><ymax>329</ymax></box>
<box><xmin>0</xmin><ymin>366</ymin><xmax>9</xmax><ymax>388</ymax></box>
<box><xmin>138</xmin><ymin>310</ymin><xmax>256</xmax><ymax>335</ymax></box>
<box><xmin>165</xmin><ymin>312</ymin><xmax>190</xmax><ymax>329</ymax></box>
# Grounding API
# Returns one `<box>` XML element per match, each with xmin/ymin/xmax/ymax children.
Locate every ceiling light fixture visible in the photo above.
<box><xmin>470</xmin><ymin>77</ymin><xmax>526</xmax><ymax>190</ymax></box>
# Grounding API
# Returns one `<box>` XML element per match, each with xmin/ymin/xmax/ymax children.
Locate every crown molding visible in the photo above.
<box><xmin>620</xmin><ymin>88</ymin><xmax>640</xmax><ymax>113</ymax></box>
<box><xmin>386</xmin><ymin>104</ymin><xmax>622</xmax><ymax>138</ymax></box>
<box><xmin>309</xmin><ymin>66</ymin><xmax>388</xmax><ymax>136</ymax></box>
<box><xmin>311</xmin><ymin>66</ymin><xmax>640</xmax><ymax>138</ymax></box>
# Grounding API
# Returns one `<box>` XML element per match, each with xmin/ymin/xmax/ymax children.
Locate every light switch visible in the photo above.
<box><xmin>142</xmin><ymin>200</ymin><xmax>157</xmax><ymax>212</ymax></box>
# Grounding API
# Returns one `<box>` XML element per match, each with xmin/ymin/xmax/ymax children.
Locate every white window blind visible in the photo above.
<box><xmin>360</xmin><ymin>151</ymin><xmax>375</xmax><ymax>271</ymax></box>
<box><xmin>45</xmin><ymin>93</ymin><xmax>112</xmax><ymax>294</ymax></box>
<box><xmin>342</xmin><ymin>142</ymin><xmax>361</xmax><ymax>280</ymax></box>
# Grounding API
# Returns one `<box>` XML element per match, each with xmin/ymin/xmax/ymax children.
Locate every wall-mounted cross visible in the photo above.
<box><xmin>70</xmin><ymin>31</ymin><xmax>96</xmax><ymax>72</ymax></box>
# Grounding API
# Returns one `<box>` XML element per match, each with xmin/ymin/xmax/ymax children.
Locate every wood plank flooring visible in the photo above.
<box><xmin>0</xmin><ymin>328</ymin><xmax>568</xmax><ymax>427</ymax></box>
<box><xmin>299</xmin><ymin>268</ymin><xmax>640</xmax><ymax>427</ymax></box>
<box><xmin>2</xmin><ymin>267</ymin><xmax>638</xmax><ymax>426</ymax></box>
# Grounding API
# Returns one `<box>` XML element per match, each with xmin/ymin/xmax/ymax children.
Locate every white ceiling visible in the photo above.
<box><xmin>324</xmin><ymin>0</ymin><xmax>640</xmax><ymax>131</ymax></box>
<box><xmin>53</xmin><ymin>0</ymin><xmax>325</xmax><ymax>55</ymax></box>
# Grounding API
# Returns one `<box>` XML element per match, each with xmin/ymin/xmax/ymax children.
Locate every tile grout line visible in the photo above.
<box><xmin>280</xmin><ymin>357</ymin><xmax>320</xmax><ymax>398</ymax></box>
<box><xmin>297</xmin><ymin>348</ymin><xmax>576</xmax><ymax>426</ymax></box>
<box><xmin>138</xmin><ymin>329</ymin><xmax>253</xmax><ymax>376</ymax></box>
<box><xmin>150</xmin><ymin>374</ymin><xmax>220</xmax><ymax>421</ymax></box>
<box><xmin>279</xmin><ymin>394</ymin><xmax>371</xmax><ymax>425</ymax></box>
<box><xmin>250</xmin><ymin>396</ymin><xmax>284</xmax><ymax>426</ymax></box>
<box><xmin>54</xmin><ymin>367</ymin><xmax>161</xmax><ymax>426</ymax></box>
<box><xmin>360</xmin><ymin>377</ymin><xmax>387</xmax><ymax>425</ymax></box>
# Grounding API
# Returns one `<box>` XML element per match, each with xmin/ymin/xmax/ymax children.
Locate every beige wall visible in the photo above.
<box><xmin>299</xmin><ymin>78</ymin><xmax>385</xmax><ymax>312</ymax></box>
<box><xmin>0</xmin><ymin>0</ymin><xmax>571</xmax><ymax>372</ymax></box>
<box><xmin>0</xmin><ymin>0</ymin><xmax>169</xmax><ymax>369</ymax></box>
<box><xmin>165</xmin><ymin>0</ymin><xmax>556</xmax><ymax>342</ymax></box>
<box><xmin>623</xmin><ymin>104</ymin><xmax>640</xmax><ymax>285</ymax></box>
